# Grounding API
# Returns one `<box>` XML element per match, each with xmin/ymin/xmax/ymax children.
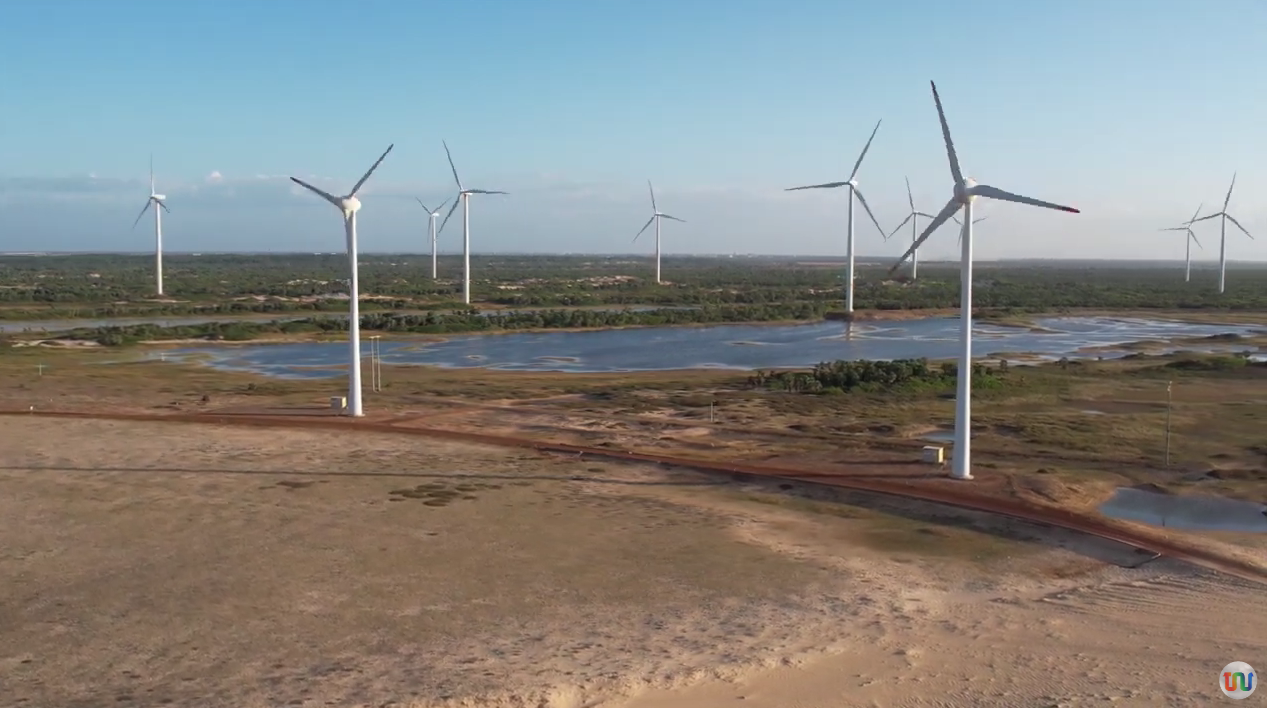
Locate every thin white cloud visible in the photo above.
<box><xmin>205</xmin><ymin>170</ymin><xmax>224</xmax><ymax>184</ymax></box>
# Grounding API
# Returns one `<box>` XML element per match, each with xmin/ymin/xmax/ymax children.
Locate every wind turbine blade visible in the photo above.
<box><xmin>416</xmin><ymin>197</ymin><xmax>432</xmax><ymax>213</ymax></box>
<box><xmin>785</xmin><ymin>181</ymin><xmax>850</xmax><ymax>191</ymax></box>
<box><xmin>1159</xmin><ymin>227</ymin><xmax>1188</xmax><ymax>232</ymax></box>
<box><xmin>1189</xmin><ymin>230</ymin><xmax>1203</xmax><ymax>250</ymax></box>
<box><xmin>905</xmin><ymin>176</ymin><xmax>915</xmax><ymax>212</ymax></box>
<box><xmin>149</xmin><ymin>154</ymin><xmax>155</xmax><ymax>195</ymax></box>
<box><xmin>647</xmin><ymin>180</ymin><xmax>658</xmax><ymax>213</ymax></box>
<box><xmin>915</xmin><ymin>211</ymin><xmax>937</xmax><ymax>218</ymax></box>
<box><xmin>957</xmin><ymin>219</ymin><xmax>965</xmax><ymax>248</ymax></box>
<box><xmin>973</xmin><ymin>184</ymin><xmax>1080</xmax><ymax>213</ymax></box>
<box><xmin>290</xmin><ymin>177</ymin><xmax>342</xmax><ymax>207</ymax></box>
<box><xmin>443</xmin><ymin>141</ymin><xmax>463</xmax><ymax>191</ymax></box>
<box><xmin>973</xmin><ymin>216</ymin><xmax>987</xmax><ymax>224</ymax></box>
<box><xmin>1187</xmin><ymin>213</ymin><xmax>1222</xmax><ymax>225</ymax></box>
<box><xmin>348</xmin><ymin>144</ymin><xmax>394</xmax><ymax>197</ymax></box>
<box><xmin>130</xmin><ymin>201</ymin><xmax>152</xmax><ymax>230</ymax></box>
<box><xmin>930</xmin><ymin>81</ymin><xmax>964</xmax><ymax>185</ymax></box>
<box><xmin>887</xmin><ymin>213</ymin><xmax>913</xmax><ymax>240</ymax></box>
<box><xmin>438</xmin><ymin>195</ymin><xmax>462</xmax><ymax>235</ymax></box>
<box><xmin>468</xmin><ymin>189</ymin><xmax>508</xmax><ymax>195</ymax></box>
<box><xmin>852</xmin><ymin>187</ymin><xmax>886</xmax><ymax>237</ymax></box>
<box><xmin>436</xmin><ymin>198</ymin><xmax>449</xmax><ymax>214</ymax></box>
<box><xmin>848</xmin><ymin>119</ymin><xmax>882</xmax><ymax>181</ymax></box>
<box><xmin>1223</xmin><ymin>173</ymin><xmax>1236</xmax><ymax>210</ymax></box>
<box><xmin>888</xmin><ymin>197</ymin><xmax>961</xmax><ymax>275</ymax></box>
<box><xmin>632</xmin><ymin>215</ymin><xmax>656</xmax><ymax>243</ymax></box>
<box><xmin>1189</xmin><ymin>202</ymin><xmax>1204</xmax><ymax>225</ymax></box>
<box><xmin>158</xmin><ymin>200</ymin><xmax>170</xmax><ymax>214</ymax></box>
<box><xmin>1225</xmin><ymin>213</ymin><xmax>1254</xmax><ymax>240</ymax></box>
<box><xmin>659</xmin><ymin>214</ymin><xmax>685</xmax><ymax>223</ymax></box>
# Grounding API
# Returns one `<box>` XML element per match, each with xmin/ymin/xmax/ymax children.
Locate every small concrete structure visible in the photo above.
<box><xmin>921</xmin><ymin>445</ymin><xmax>945</xmax><ymax>464</ymax></box>
<box><xmin>330</xmin><ymin>396</ymin><xmax>347</xmax><ymax>411</ymax></box>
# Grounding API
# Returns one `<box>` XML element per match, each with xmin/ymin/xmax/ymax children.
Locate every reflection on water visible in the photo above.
<box><xmin>142</xmin><ymin>316</ymin><xmax>1263</xmax><ymax>379</ymax></box>
<box><xmin>1098</xmin><ymin>487</ymin><xmax>1267</xmax><ymax>533</ymax></box>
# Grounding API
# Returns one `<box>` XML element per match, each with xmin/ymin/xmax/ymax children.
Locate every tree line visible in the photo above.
<box><xmin>748</xmin><ymin>358</ymin><xmax>1006</xmax><ymax>394</ymax></box>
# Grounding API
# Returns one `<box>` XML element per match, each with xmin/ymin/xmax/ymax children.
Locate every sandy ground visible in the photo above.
<box><xmin>1</xmin><ymin>418</ymin><xmax>1264</xmax><ymax>708</ymax></box>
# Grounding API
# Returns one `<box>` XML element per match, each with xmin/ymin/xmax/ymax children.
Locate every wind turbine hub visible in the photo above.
<box><xmin>955</xmin><ymin>177</ymin><xmax>977</xmax><ymax>204</ymax></box>
<box><xmin>152</xmin><ymin>194</ymin><xmax>166</xmax><ymax>201</ymax></box>
<box><xmin>341</xmin><ymin>196</ymin><xmax>362</xmax><ymax>214</ymax></box>
<box><xmin>848</xmin><ymin>180</ymin><xmax>858</xmax><ymax>188</ymax></box>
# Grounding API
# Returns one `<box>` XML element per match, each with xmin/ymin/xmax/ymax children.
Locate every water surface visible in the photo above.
<box><xmin>151</xmin><ymin>316</ymin><xmax>1263</xmax><ymax>379</ymax></box>
<box><xmin>1098</xmin><ymin>487</ymin><xmax>1267</xmax><ymax>533</ymax></box>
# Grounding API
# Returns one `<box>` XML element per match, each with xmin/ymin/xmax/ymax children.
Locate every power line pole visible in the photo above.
<box><xmin>1164</xmin><ymin>380</ymin><xmax>1173</xmax><ymax>467</ymax></box>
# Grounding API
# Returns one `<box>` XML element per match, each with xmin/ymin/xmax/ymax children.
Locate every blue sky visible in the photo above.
<box><xmin>0</xmin><ymin>0</ymin><xmax>1264</xmax><ymax>260</ymax></box>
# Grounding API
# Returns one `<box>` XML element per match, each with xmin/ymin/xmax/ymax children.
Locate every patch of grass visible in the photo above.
<box><xmin>387</xmin><ymin>479</ymin><xmax>505</xmax><ymax>506</ymax></box>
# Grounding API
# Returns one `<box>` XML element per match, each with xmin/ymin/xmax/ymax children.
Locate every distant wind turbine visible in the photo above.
<box><xmin>1159</xmin><ymin>203</ymin><xmax>1204</xmax><ymax>283</ymax></box>
<box><xmin>416</xmin><ymin>198</ymin><xmax>448</xmax><ymax>280</ymax></box>
<box><xmin>437</xmin><ymin>141</ymin><xmax>508</xmax><ymax>305</ymax></box>
<box><xmin>786</xmin><ymin>119</ymin><xmax>887</xmax><ymax>316</ymax></box>
<box><xmin>888</xmin><ymin>177</ymin><xmax>935</xmax><ymax>280</ymax></box>
<box><xmin>1187</xmin><ymin>174</ymin><xmax>1254</xmax><ymax>294</ymax></box>
<box><xmin>130</xmin><ymin>156</ymin><xmax>170</xmax><ymax>295</ymax></box>
<box><xmin>951</xmin><ymin>213</ymin><xmax>989</xmax><ymax>248</ymax></box>
<box><xmin>632</xmin><ymin>180</ymin><xmax>685</xmax><ymax>284</ymax></box>
<box><xmin>290</xmin><ymin>144</ymin><xmax>394</xmax><ymax>418</ymax></box>
<box><xmin>888</xmin><ymin>81</ymin><xmax>1079</xmax><ymax>481</ymax></box>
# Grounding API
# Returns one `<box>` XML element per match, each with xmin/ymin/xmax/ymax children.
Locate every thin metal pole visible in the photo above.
<box><xmin>1164</xmin><ymin>380</ymin><xmax>1173</xmax><ymax>466</ymax></box>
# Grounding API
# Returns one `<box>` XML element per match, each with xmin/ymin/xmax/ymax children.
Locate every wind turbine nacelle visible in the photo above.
<box><xmin>152</xmin><ymin>194</ymin><xmax>167</xmax><ymax>201</ymax></box>
<box><xmin>341</xmin><ymin>196</ymin><xmax>362</xmax><ymax>213</ymax></box>
<box><xmin>955</xmin><ymin>177</ymin><xmax>977</xmax><ymax>203</ymax></box>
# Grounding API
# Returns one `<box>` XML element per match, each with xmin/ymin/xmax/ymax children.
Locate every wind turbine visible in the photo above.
<box><xmin>888</xmin><ymin>81</ymin><xmax>1079</xmax><ymax>481</ymax></box>
<box><xmin>632</xmin><ymin>180</ymin><xmax>685</xmax><ymax>284</ymax></box>
<box><xmin>887</xmin><ymin>177</ymin><xmax>935</xmax><ymax>279</ymax></box>
<box><xmin>952</xmin><ymin>213</ymin><xmax>989</xmax><ymax>249</ymax></box>
<box><xmin>416</xmin><ymin>198</ymin><xmax>448</xmax><ymax>280</ymax></box>
<box><xmin>130</xmin><ymin>156</ymin><xmax>170</xmax><ymax>296</ymax></box>
<box><xmin>786</xmin><ymin>119</ymin><xmax>887</xmax><ymax>316</ymax></box>
<box><xmin>290</xmin><ymin>144</ymin><xmax>394</xmax><ymax>418</ymax></box>
<box><xmin>437</xmin><ymin>141</ymin><xmax>508</xmax><ymax>305</ymax></box>
<box><xmin>1187</xmin><ymin>174</ymin><xmax>1254</xmax><ymax>294</ymax></box>
<box><xmin>1159</xmin><ymin>203</ymin><xmax>1204</xmax><ymax>283</ymax></box>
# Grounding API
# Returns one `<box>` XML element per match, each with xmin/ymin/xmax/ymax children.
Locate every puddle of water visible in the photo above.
<box><xmin>1098</xmin><ymin>487</ymin><xmax>1267</xmax><ymax>533</ymax></box>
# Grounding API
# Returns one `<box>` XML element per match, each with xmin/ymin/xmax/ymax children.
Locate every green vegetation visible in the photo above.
<box><xmin>5</xmin><ymin>253</ymin><xmax>1267</xmax><ymax>324</ymax></box>
<box><xmin>748</xmin><ymin>358</ymin><xmax>1006</xmax><ymax>394</ymax></box>
<box><xmin>62</xmin><ymin>303</ymin><xmax>824</xmax><ymax>345</ymax></box>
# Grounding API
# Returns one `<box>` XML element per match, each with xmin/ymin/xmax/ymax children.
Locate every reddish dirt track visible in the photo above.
<box><xmin>5</xmin><ymin>407</ymin><xmax>1265</xmax><ymax>585</ymax></box>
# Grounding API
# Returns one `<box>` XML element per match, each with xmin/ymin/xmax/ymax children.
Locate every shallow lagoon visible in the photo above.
<box><xmin>152</xmin><ymin>316</ymin><xmax>1264</xmax><ymax>379</ymax></box>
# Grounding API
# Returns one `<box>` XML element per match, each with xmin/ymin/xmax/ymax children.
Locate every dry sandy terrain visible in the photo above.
<box><xmin>1</xmin><ymin>418</ymin><xmax>1263</xmax><ymax>708</ymax></box>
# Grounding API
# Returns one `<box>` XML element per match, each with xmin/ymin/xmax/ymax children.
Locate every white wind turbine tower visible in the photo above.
<box><xmin>130</xmin><ymin>156</ymin><xmax>170</xmax><ymax>295</ymax></box>
<box><xmin>632</xmin><ymin>180</ymin><xmax>685</xmax><ymax>284</ymax></box>
<box><xmin>437</xmin><ymin>141</ymin><xmax>508</xmax><ymax>305</ymax></box>
<box><xmin>887</xmin><ymin>177</ymin><xmax>935</xmax><ymax>279</ymax></box>
<box><xmin>889</xmin><ymin>81</ymin><xmax>1080</xmax><ymax>481</ymax></box>
<box><xmin>786</xmin><ymin>119</ymin><xmax>887</xmax><ymax>316</ymax></box>
<box><xmin>415</xmin><ymin>198</ymin><xmax>448</xmax><ymax>280</ymax></box>
<box><xmin>290</xmin><ymin>144</ymin><xmax>394</xmax><ymax>418</ymax></box>
<box><xmin>1159</xmin><ymin>203</ymin><xmax>1204</xmax><ymax>283</ymax></box>
<box><xmin>1187</xmin><ymin>174</ymin><xmax>1254</xmax><ymax>294</ymax></box>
